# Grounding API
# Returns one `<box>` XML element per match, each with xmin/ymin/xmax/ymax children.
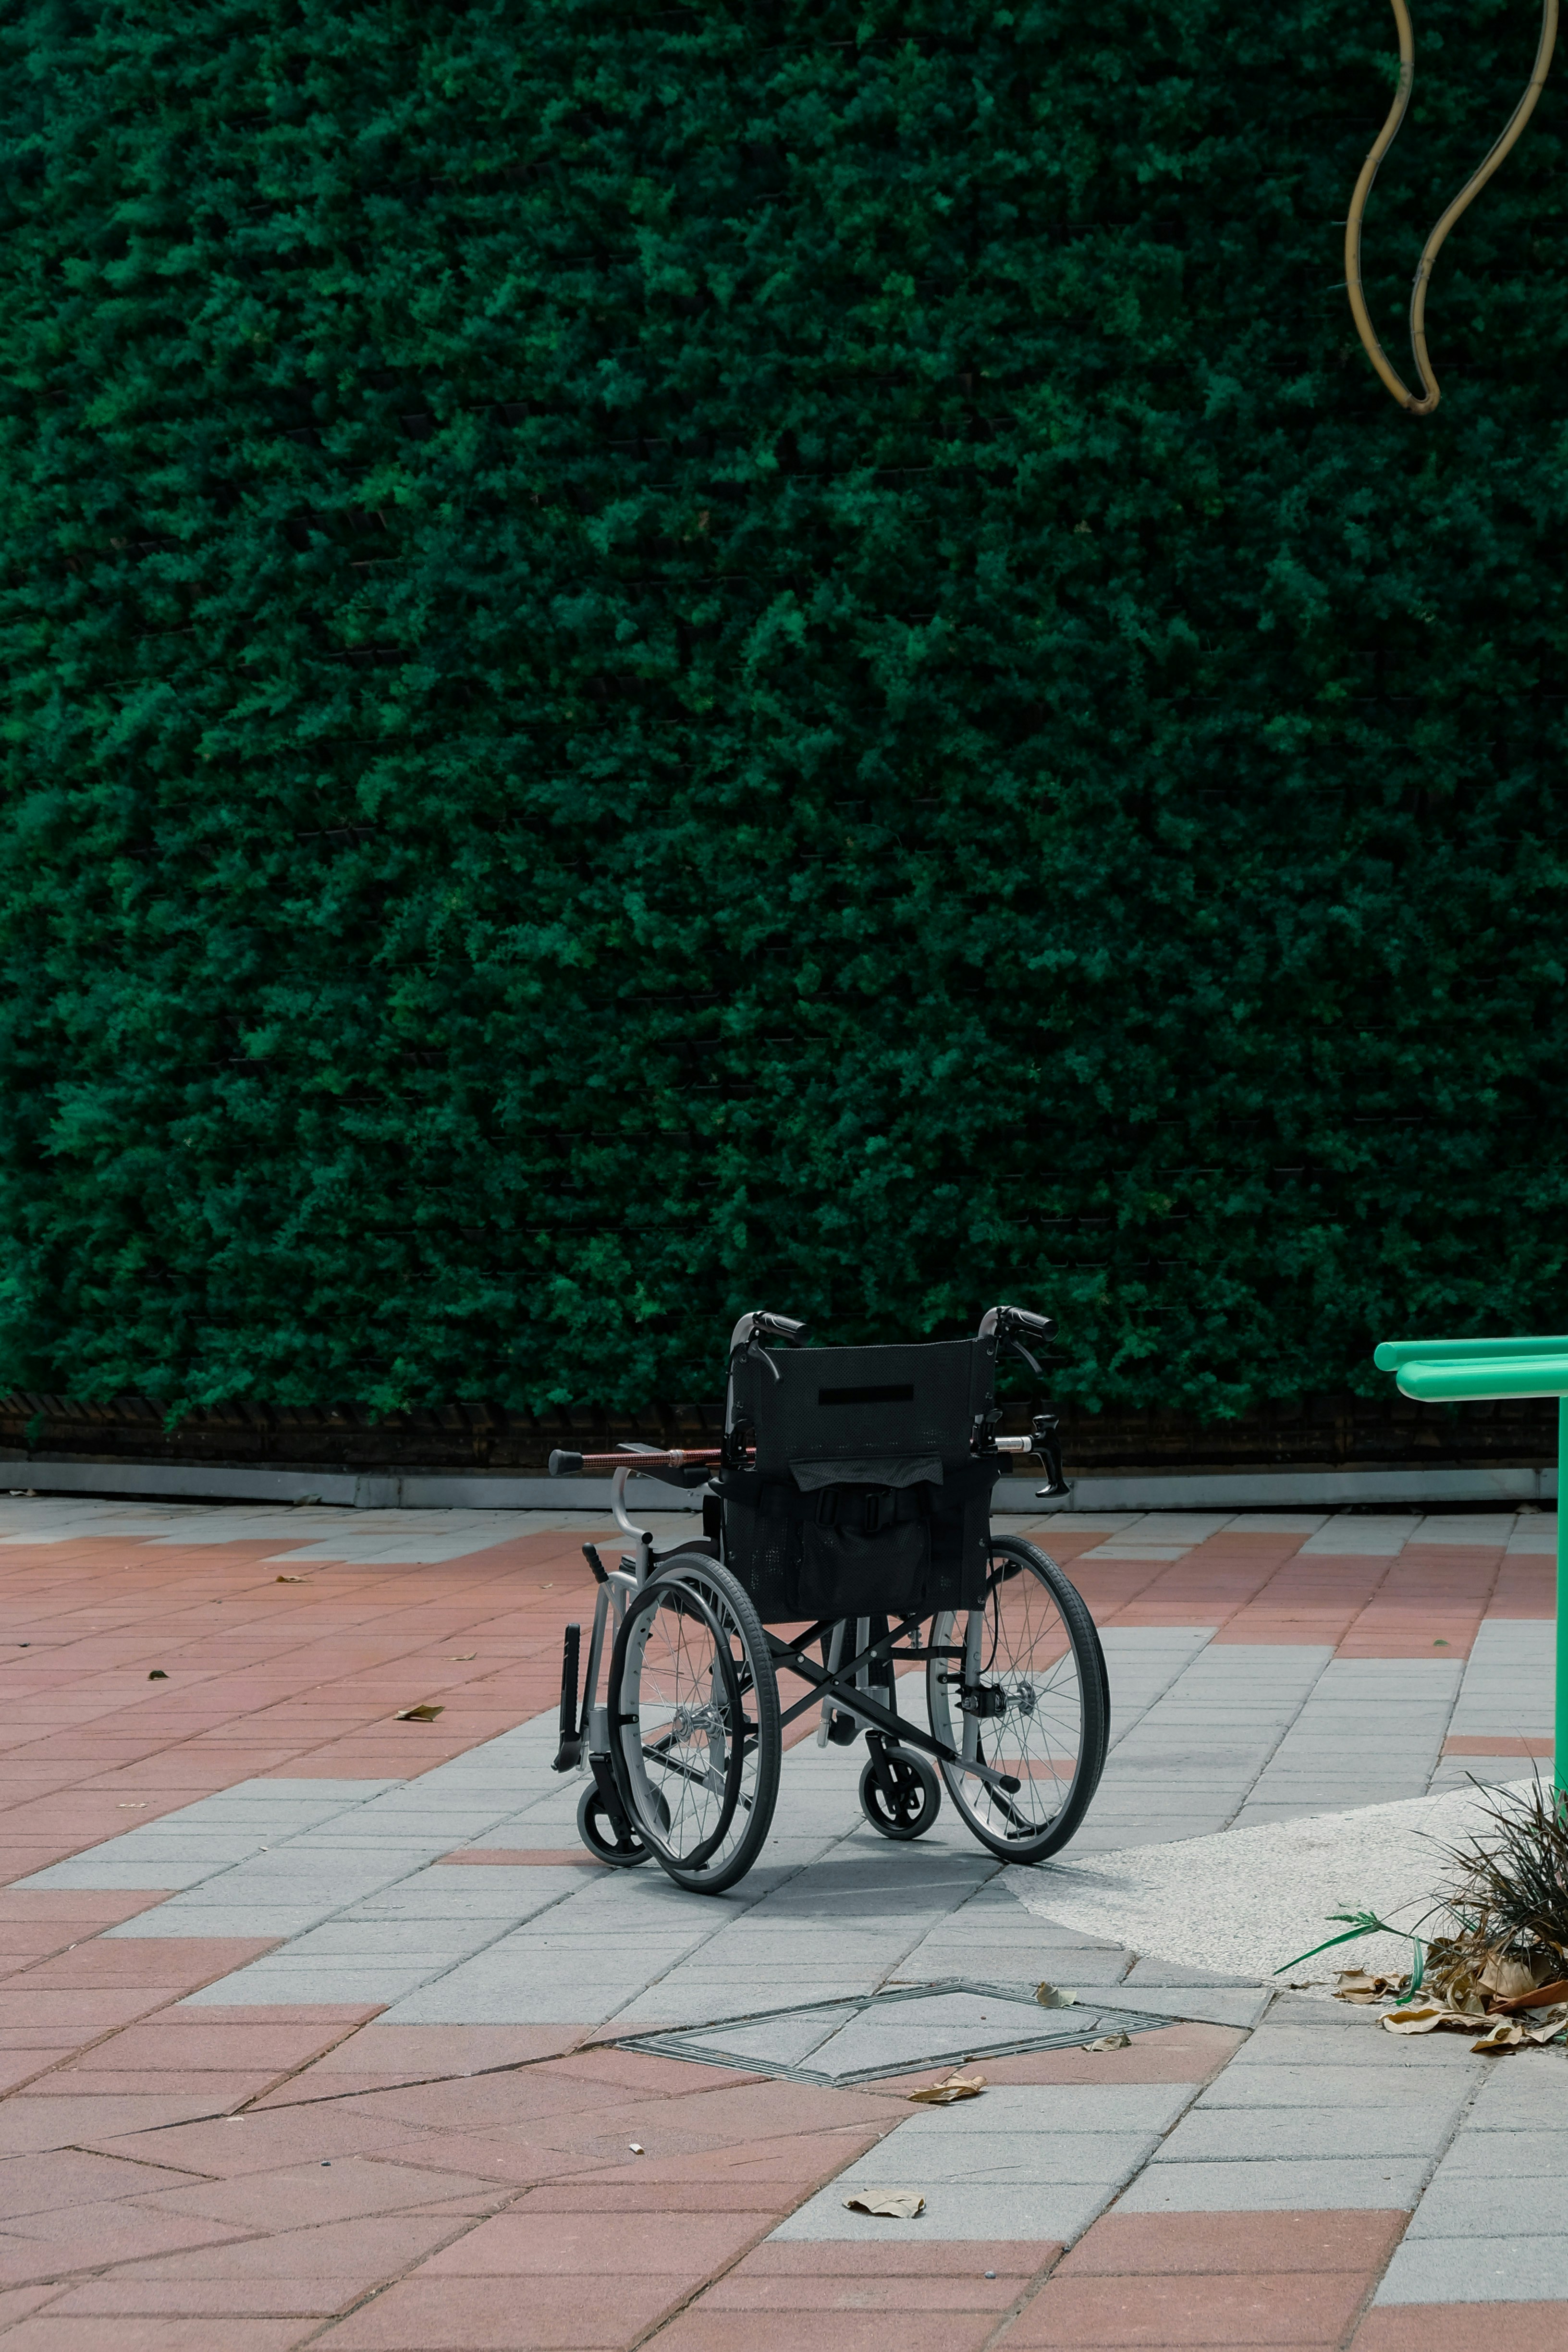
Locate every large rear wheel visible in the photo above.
<box><xmin>926</xmin><ymin>1536</ymin><xmax>1108</xmax><ymax>1863</ymax></box>
<box><xmin>607</xmin><ymin>1553</ymin><xmax>781</xmax><ymax>1895</ymax></box>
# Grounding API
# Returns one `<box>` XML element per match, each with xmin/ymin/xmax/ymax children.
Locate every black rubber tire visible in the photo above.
<box><xmin>926</xmin><ymin>1536</ymin><xmax>1109</xmax><ymax>1865</ymax></box>
<box><xmin>608</xmin><ymin>1553</ymin><xmax>782</xmax><ymax>1896</ymax></box>
<box><xmin>859</xmin><ymin>1747</ymin><xmax>943</xmax><ymax>1840</ymax></box>
<box><xmin>576</xmin><ymin>1781</ymin><xmax>649</xmax><ymax>1867</ymax></box>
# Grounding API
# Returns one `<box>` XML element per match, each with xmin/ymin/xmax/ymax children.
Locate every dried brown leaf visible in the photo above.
<box><xmin>844</xmin><ymin>2190</ymin><xmax>925</xmax><ymax>2218</ymax></box>
<box><xmin>1491</xmin><ymin>1978</ymin><xmax>1568</xmax><ymax>2015</ymax></box>
<box><xmin>1480</xmin><ymin>1955</ymin><xmax>1538</xmax><ymax>2001</ymax></box>
<box><xmin>1335</xmin><ymin>1969</ymin><xmax>1409</xmax><ymax>2004</ymax></box>
<box><xmin>906</xmin><ymin>2072</ymin><xmax>986</xmax><ymax>2106</ymax></box>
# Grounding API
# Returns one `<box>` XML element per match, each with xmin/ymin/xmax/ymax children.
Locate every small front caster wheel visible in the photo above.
<box><xmin>577</xmin><ymin>1781</ymin><xmax>649</xmax><ymax>1867</ymax></box>
<box><xmin>859</xmin><ymin>1747</ymin><xmax>942</xmax><ymax>1840</ymax></box>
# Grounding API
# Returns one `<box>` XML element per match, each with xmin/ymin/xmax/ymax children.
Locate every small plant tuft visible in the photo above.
<box><xmin>1433</xmin><ymin>1776</ymin><xmax>1568</xmax><ymax>1977</ymax></box>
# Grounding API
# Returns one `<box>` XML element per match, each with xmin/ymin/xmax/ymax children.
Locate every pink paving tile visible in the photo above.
<box><xmin>547</xmin><ymin>2046</ymin><xmax>761</xmax><ymax>2095</ymax></box>
<box><xmin>359</xmin><ymin>2273</ymin><xmax>695</xmax><ymax>2348</ymax></box>
<box><xmin>1056</xmin><ymin>2212</ymin><xmax>1406</xmax><ymax>2276</ymax></box>
<box><xmin>54</xmin><ymin>2211</ymin><xmax>497</xmax><ymax>2299</ymax></box>
<box><xmin>638</xmin><ymin>2314</ymin><xmax>998</xmax><ymax>2352</ymax></box>
<box><xmin>1487</xmin><ymin>1569</ymin><xmax>1556</xmax><ymax>1617</ymax></box>
<box><xmin>1006</xmin><ymin>2268</ymin><xmax>1373</xmax><ymax>2344</ymax></box>
<box><xmin>551</xmin><ymin>2128</ymin><xmax>886</xmax><ymax>2189</ymax></box>
<box><xmin>144</xmin><ymin>2152</ymin><xmax>510</xmax><ymax>2230</ymax></box>
<box><xmin>703</xmin><ymin>2276</ymin><xmax>1032</xmax><ymax>2310</ymax></box>
<box><xmin>515</xmin><ymin>2184</ymin><xmax>789</xmax><ymax>2215</ymax></box>
<box><xmin>80</xmin><ymin>2017</ymin><xmax>376</xmax><ymax>2072</ymax></box>
<box><xmin>1353</xmin><ymin>2310</ymin><xmax>1568</xmax><ymax>2350</ymax></box>
<box><xmin>551</xmin><ymin>2076</ymin><xmax>893</xmax><ymax>2145</ymax></box>
<box><xmin>88</xmin><ymin>2101</ymin><xmax>444</xmax><ymax>2177</ymax></box>
<box><xmin>736</xmin><ymin>2242</ymin><xmax>1045</xmax><ymax>2277</ymax></box>
<box><xmin>0</xmin><ymin>2095</ymin><xmax>249</xmax><ymax>2150</ymax></box>
<box><xmin>215</xmin><ymin>2122</ymin><xmax>580</xmax><ymax>2192</ymax></box>
<box><xmin>12</xmin><ymin>1936</ymin><xmax>277</xmax><ymax>1989</ymax></box>
<box><xmin>0</xmin><ymin>2320</ymin><xmax>310</xmax><ymax>2350</ymax></box>
<box><xmin>0</xmin><ymin>2286</ymin><xmax>66</xmax><ymax>2328</ymax></box>
<box><xmin>1335</xmin><ymin>1632</ymin><xmax>1482</xmax><ymax>1659</ymax></box>
<box><xmin>0</xmin><ymin>1989</ymin><xmax>178</xmax><ymax>2033</ymax></box>
<box><xmin>0</xmin><ymin>2199</ymin><xmax>246</xmax><ymax>2277</ymax></box>
<box><xmin>864</xmin><ymin>2023</ymin><xmax>1242</xmax><ymax>2094</ymax></box>
<box><xmin>0</xmin><ymin>2146</ymin><xmax>206</xmax><ymax>2219</ymax></box>
<box><xmin>1445</xmin><ymin>1734</ymin><xmax>1553</xmax><ymax>1755</ymax></box>
<box><xmin>0</xmin><ymin>2051</ymin><xmax>78</xmax><ymax>2092</ymax></box>
<box><xmin>42</xmin><ymin>2278</ymin><xmax>379</xmax><ymax>2318</ymax></box>
<box><xmin>419</xmin><ymin>2208</ymin><xmax>765</xmax><ymax>2275</ymax></box>
<box><xmin>28</xmin><ymin>2069</ymin><xmax>284</xmax><ymax>2100</ymax></box>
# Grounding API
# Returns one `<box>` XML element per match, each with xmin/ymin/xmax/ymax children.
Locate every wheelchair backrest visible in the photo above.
<box><xmin>729</xmin><ymin>1334</ymin><xmax>997</xmax><ymax>1476</ymax></box>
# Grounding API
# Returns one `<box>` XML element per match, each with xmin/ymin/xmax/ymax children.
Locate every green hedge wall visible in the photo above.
<box><xmin>3</xmin><ymin>0</ymin><xmax>1568</xmax><ymax>1423</ymax></box>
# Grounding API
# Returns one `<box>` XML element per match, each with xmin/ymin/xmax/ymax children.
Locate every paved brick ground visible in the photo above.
<box><xmin>0</xmin><ymin>1494</ymin><xmax>1561</xmax><ymax>2347</ymax></box>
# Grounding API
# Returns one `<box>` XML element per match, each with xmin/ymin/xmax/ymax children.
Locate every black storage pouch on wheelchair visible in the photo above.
<box><xmin>720</xmin><ymin>1456</ymin><xmax>999</xmax><ymax>1625</ymax></box>
<box><xmin>798</xmin><ymin>1482</ymin><xmax>932</xmax><ymax>1619</ymax></box>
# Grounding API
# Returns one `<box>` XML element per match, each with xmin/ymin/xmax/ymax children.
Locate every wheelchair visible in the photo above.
<box><xmin>547</xmin><ymin>1305</ymin><xmax>1109</xmax><ymax>1895</ymax></box>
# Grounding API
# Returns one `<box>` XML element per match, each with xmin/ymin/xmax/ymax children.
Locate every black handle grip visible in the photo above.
<box><xmin>1004</xmin><ymin>1305</ymin><xmax>1057</xmax><ymax>1340</ymax></box>
<box><xmin>548</xmin><ymin>1448</ymin><xmax>583</xmax><ymax>1476</ymax></box>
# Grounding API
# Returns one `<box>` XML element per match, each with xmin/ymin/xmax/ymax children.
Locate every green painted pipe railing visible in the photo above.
<box><xmin>1374</xmin><ymin>1334</ymin><xmax>1566</xmax><ymax>1792</ymax></box>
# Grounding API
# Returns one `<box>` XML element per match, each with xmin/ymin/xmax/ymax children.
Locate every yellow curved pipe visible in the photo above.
<box><xmin>1346</xmin><ymin>0</ymin><xmax>1559</xmax><ymax>414</ymax></box>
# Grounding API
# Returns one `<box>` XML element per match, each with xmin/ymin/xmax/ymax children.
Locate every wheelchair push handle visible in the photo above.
<box><xmin>728</xmin><ymin>1308</ymin><xmax>809</xmax><ymax>1352</ymax></box>
<box><xmin>979</xmin><ymin>1303</ymin><xmax>1057</xmax><ymax>1343</ymax></box>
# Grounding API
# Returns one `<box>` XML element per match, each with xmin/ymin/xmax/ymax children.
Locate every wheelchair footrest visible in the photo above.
<box><xmin>551</xmin><ymin>1622</ymin><xmax>582</xmax><ymax>1773</ymax></box>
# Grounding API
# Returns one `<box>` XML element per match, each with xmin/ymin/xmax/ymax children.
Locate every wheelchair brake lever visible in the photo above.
<box><xmin>1032</xmin><ymin>1407</ymin><xmax>1069</xmax><ymax>1500</ymax></box>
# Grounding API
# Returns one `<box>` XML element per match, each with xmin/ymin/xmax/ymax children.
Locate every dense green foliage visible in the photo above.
<box><xmin>2</xmin><ymin>0</ymin><xmax>1567</xmax><ymax>1422</ymax></box>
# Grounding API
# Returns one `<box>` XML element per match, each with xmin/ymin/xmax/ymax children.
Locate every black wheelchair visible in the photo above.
<box><xmin>548</xmin><ymin>1306</ymin><xmax>1109</xmax><ymax>1895</ymax></box>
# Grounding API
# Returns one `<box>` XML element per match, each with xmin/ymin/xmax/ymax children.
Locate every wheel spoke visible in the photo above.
<box><xmin>925</xmin><ymin>1539</ymin><xmax>1105</xmax><ymax>1859</ymax></box>
<box><xmin>610</xmin><ymin>1558</ymin><xmax>781</xmax><ymax>1890</ymax></box>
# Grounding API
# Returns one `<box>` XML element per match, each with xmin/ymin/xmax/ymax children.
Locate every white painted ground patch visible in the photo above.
<box><xmin>1012</xmin><ymin>1780</ymin><xmax>1541</xmax><ymax>1988</ymax></box>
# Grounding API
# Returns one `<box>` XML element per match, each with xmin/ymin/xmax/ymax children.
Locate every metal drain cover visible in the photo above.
<box><xmin>614</xmin><ymin>1978</ymin><xmax>1171</xmax><ymax>2086</ymax></box>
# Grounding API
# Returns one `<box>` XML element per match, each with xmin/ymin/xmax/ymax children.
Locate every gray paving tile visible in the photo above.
<box><xmin>1227</xmin><ymin>2025</ymin><xmax>1482</xmax><ymax>2071</ymax></box>
<box><xmin>1408</xmin><ymin>2173</ymin><xmax>1568</xmax><ymax>2240</ymax></box>
<box><xmin>109</xmin><ymin>1904</ymin><xmax>338</xmax><ymax>1939</ymax></box>
<box><xmin>1441</xmin><ymin>2130</ymin><xmax>1568</xmax><ymax>2178</ymax></box>
<box><xmin>1121</xmin><ymin>1960</ymin><xmax>1257</xmax><ymax>1988</ymax></box>
<box><xmin>837</xmin><ymin>2130</ymin><xmax>1159</xmax><ymax>2184</ymax></box>
<box><xmin>771</xmin><ymin>2178</ymin><xmax>1117</xmax><ymax>2241</ymax></box>
<box><xmin>675</xmin><ymin>2012</ymin><xmax>858</xmax><ymax>2069</ymax></box>
<box><xmin>1069</xmin><ymin>1985</ymin><xmax>1269</xmax><ymax>2028</ymax></box>
<box><xmin>897</xmin><ymin>2084</ymin><xmax>1196</xmax><ymax>2135</ymax></box>
<box><xmin>1118</xmin><ymin>2156</ymin><xmax>1433</xmax><ymax>2211</ymax></box>
<box><xmin>20</xmin><ymin>1859</ymin><xmax>217</xmax><ymax>1891</ymax></box>
<box><xmin>185</xmin><ymin>1965</ymin><xmax>440</xmax><ymax>2005</ymax></box>
<box><xmin>1376</xmin><ymin>2233</ymin><xmax>1568</xmax><ymax>2302</ymax></box>
<box><xmin>1198</xmin><ymin>2065</ymin><xmax>1474</xmax><ymax>2112</ymax></box>
<box><xmin>1154</xmin><ymin>2107</ymin><xmax>1455</xmax><ymax>2163</ymax></box>
<box><xmin>1466</xmin><ymin>2065</ymin><xmax>1568</xmax><ymax>2127</ymax></box>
